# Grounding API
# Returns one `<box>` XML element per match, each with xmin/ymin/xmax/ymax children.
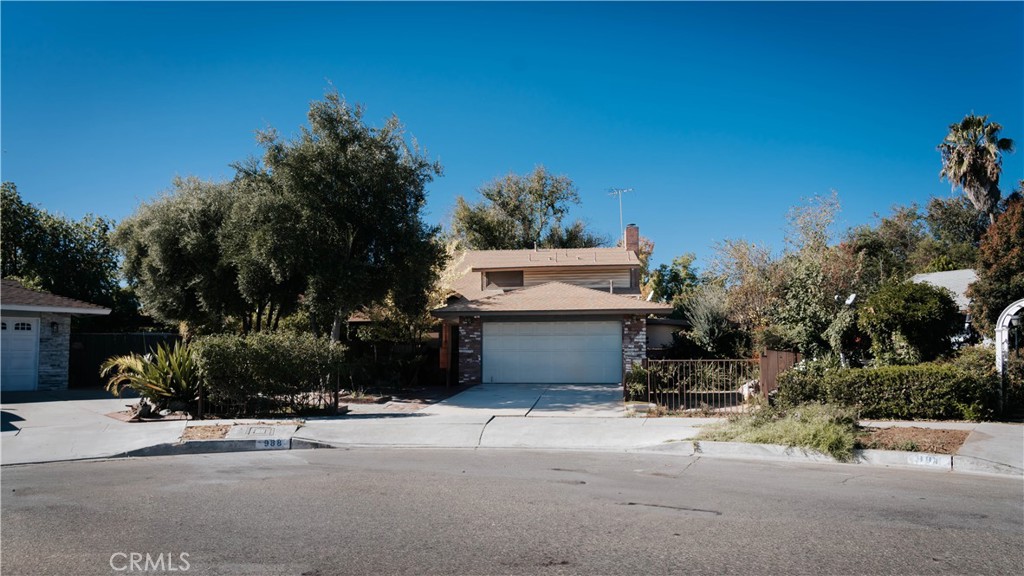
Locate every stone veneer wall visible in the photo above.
<box><xmin>458</xmin><ymin>316</ymin><xmax>483</xmax><ymax>386</ymax></box>
<box><xmin>37</xmin><ymin>313</ymin><xmax>71</xmax><ymax>391</ymax></box>
<box><xmin>622</xmin><ymin>315</ymin><xmax>647</xmax><ymax>378</ymax></box>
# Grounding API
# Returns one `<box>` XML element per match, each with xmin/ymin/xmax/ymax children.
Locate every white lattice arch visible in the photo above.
<box><xmin>995</xmin><ymin>298</ymin><xmax>1024</xmax><ymax>375</ymax></box>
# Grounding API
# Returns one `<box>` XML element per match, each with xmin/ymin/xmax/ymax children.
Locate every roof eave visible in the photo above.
<box><xmin>432</xmin><ymin>307</ymin><xmax>672</xmax><ymax>319</ymax></box>
<box><xmin>1</xmin><ymin>304</ymin><xmax>112</xmax><ymax>316</ymax></box>
<box><xmin>471</xmin><ymin>263</ymin><xmax>640</xmax><ymax>272</ymax></box>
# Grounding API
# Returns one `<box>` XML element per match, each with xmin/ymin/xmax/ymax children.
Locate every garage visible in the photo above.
<box><xmin>1</xmin><ymin>279</ymin><xmax>110</xmax><ymax>392</ymax></box>
<box><xmin>1</xmin><ymin>317</ymin><xmax>40</xmax><ymax>391</ymax></box>
<box><xmin>483</xmin><ymin>320</ymin><xmax>621</xmax><ymax>384</ymax></box>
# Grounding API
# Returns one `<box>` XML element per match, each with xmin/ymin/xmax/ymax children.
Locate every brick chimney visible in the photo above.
<box><xmin>625</xmin><ymin>224</ymin><xmax>640</xmax><ymax>254</ymax></box>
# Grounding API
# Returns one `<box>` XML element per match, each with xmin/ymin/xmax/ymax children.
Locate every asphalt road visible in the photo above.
<box><xmin>2</xmin><ymin>449</ymin><xmax>1022</xmax><ymax>576</ymax></box>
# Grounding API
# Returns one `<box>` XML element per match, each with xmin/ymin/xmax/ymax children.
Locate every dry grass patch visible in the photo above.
<box><xmin>181</xmin><ymin>425</ymin><xmax>232</xmax><ymax>440</ymax></box>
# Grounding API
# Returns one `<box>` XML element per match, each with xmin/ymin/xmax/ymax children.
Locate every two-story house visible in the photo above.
<box><xmin>432</xmin><ymin>224</ymin><xmax>671</xmax><ymax>386</ymax></box>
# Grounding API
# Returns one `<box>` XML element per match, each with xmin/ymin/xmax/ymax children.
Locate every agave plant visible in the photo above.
<box><xmin>101</xmin><ymin>341</ymin><xmax>202</xmax><ymax>410</ymax></box>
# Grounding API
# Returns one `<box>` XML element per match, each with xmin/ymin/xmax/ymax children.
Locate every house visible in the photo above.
<box><xmin>909</xmin><ymin>269</ymin><xmax>978</xmax><ymax>313</ymax></box>
<box><xmin>432</xmin><ymin>224</ymin><xmax>672</xmax><ymax>386</ymax></box>
<box><xmin>1</xmin><ymin>279</ymin><xmax>110</xmax><ymax>392</ymax></box>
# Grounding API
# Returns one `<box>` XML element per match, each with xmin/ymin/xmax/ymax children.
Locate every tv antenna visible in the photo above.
<box><xmin>608</xmin><ymin>187</ymin><xmax>633</xmax><ymax>245</ymax></box>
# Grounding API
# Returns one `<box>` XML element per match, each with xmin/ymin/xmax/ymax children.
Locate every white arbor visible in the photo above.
<box><xmin>995</xmin><ymin>298</ymin><xmax>1024</xmax><ymax>376</ymax></box>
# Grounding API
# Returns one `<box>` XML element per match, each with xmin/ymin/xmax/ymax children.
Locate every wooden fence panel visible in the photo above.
<box><xmin>759</xmin><ymin>350</ymin><xmax>801</xmax><ymax>398</ymax></box>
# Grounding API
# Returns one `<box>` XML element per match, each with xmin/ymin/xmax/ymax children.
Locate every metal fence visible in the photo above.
<box><xmin>70</xmin><ymin>332</ymin><xmax>180</xmax><ymax>389</ymax></box>
<box><xmin>644</xmin><ymin>358</ymin><xmax>761</xmax><ymax>413</ymax></box>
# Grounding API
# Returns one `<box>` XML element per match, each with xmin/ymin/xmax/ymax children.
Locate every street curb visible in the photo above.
<box><xmin>115</xmin><ymin>437</ymin><xmax>333</xmax><ymax>458</ymax></box>
<box><xmin>635</xmin><ymin>440</ymin><xmax>1021</xmax><ymax>477</ymax></box>
<box><xmin>952</xmin><ymin>455</ymin><xmax>1024</xmax><ymax>477</ymax></box>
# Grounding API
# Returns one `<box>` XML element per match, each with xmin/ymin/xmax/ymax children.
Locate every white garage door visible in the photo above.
<box><xmin>482</xmin><ymin>320</ymin><xmax>621</xmax><ymax>384</ymax></box>
<box><xmin>1</xmin><ymin>317</ymin><xmax>39</xmax><ymax>391</ymax></box>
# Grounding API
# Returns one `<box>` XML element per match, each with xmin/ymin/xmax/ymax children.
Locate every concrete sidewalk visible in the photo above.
<box><xmin>3</xmin><ymin>390</ymin><xmax>1022</xmax><ymax>477</ymax></box>
<box><xmin>1</xmin><ymin>392</ymin><xmax>186</xmax><ymax>465</ymax></box>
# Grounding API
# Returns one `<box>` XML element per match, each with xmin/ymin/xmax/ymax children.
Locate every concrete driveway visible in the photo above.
<box><xmin>419</xmin><ymin>383</ymin><xmax>624</xmax><ymax>417</ymax></box>
<box><xmin>1</xmin><ymin>390</ymin><xmax>186</xmax><ymax>465</ymax></box>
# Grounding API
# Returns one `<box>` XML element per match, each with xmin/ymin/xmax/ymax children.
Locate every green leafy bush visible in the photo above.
<box><xmin>857</xmin><ymin>281</ymin><xmax>961</xmax><ymax>365</ymax></box>
<box><xmin>947</xmin><ymin>345</ymin><xmax>1024</xmax><ymax>414</ymax></box>
<box><xmin>624</xmin><ymin>366</ymin><xmax>649</xmax><ymax>401</ymax></box>
<box><xmin>101</xmin><ymin>341</ymin><xmax>201</xmax><ymax>411</ymax></box>
<box><xmin>774</xmin><ymin>356</ymin><xmax>840</xmax><ymax>408</ymax></box>
<box><xmin>777</xmin><ymin>358</ymin><xmax>997</xmax><ymax>421</ymax></box>
<box><xmin>823</xmin><ymin>364</ymin><xmax>993</xmax><ymax>421</ymax></box>
<box><xmin>192</xmin><ymin>332</ymin><xmax>346</xmax><ymax>415</ymax></box>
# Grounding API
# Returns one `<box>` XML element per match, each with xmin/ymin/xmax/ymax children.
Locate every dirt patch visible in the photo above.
<box><xmin>856</xmin><ymin>426</ymin><xmax>970</xmax><ymax>454</ymax></box>
<box><xmin>181</xmin><ymin>425</ymin><xmax>232</xmax><ymax>440</ymax></box>
<box><xmin>106</xmin><ymin>410</ymin><xmax>190</xmax><ymax>423</ymax></box>
<box><xmin>339</xmin><ymin>395</ymin><xmax>392</xmax><ymax>404</ymax></box>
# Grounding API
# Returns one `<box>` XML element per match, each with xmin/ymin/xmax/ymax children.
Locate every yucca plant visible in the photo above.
<box><xmin>101</xmin><ymin>341</ymin><xmax>202</xmax><ymax>411</ymax></box>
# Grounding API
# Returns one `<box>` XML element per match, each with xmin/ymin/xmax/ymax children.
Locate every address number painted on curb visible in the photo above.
<box><xmin>256</xmin><ymin>439</ymin><xmax>288</xmax><ymax>449</ymax></box>
<box><xmin>908</xmin><ymin>454</ymin><xmax>946</xmax><ymax>467</ymax></box>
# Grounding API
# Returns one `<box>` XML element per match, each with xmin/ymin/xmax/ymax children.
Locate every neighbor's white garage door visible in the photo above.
<box><xmin>482</xmin><ymin>321</ymin><xmax>621</xmax><ymax>384</ymax></box>
<box><xmin>1</xmin><ymin>317</ymin><xmax>39</xmax><ymax>391</ymax></box>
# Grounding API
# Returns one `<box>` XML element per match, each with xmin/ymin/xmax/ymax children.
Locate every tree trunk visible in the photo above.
<box><xmin>330</xmin><ymin>314</ymin><xmax>344</xmax><ymax>343</ymax></box>
<box><xmin>265</xmin><ymin>301</ymin><xmax>275</xmax><ymax>331</ymax></box>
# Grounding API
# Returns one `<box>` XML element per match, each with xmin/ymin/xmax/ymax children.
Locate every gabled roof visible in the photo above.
<box><xmin>449</xmin><ymin>247</ymin><xmax>639</xmax><ymax>302</ymax></box>
<box><xmin>910</xmin><ymin>269</ymin><xmax>977</xmax><ymax>311</ymax></box>
<box><xmin>0</xmin><ymin>279</ymin><xmax>111</xmax><ymax>315</ymax></box>
<box><xmin>433</xmin><ymin>281</ymin><xmax>672</xmax><ymax>318</ymax></box>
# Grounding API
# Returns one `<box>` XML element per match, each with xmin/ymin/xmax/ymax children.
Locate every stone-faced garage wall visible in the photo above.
<box><xmin>38</xmin><ymin>313</ymin><xmax>71</xmax><ymax>391</ymax></box>
<box><xmin>622</xmin><ymin>315</ymin><xmax>646</xmax><ymax>378</ymax></box>
<box><xmin>458</xmin><ymin>316</ymin><xmax>482</xmax><ymax>386</ymax></box>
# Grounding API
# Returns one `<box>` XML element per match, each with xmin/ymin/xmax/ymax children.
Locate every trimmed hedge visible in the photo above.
<box><xmin>192</xmin><ymin>332</ymin><xmax>346</xmax><ymax>414</ymax></box>
<box><xmin>777</xmin><ymin>362</ymin><xmax>998</xmax><ymax>421</ymax></box>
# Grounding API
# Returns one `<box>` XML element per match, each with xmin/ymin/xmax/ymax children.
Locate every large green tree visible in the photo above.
<box><xmin>967</xmin><ymin>195</ymin><xmax>1024</xmax><ymax>336</ymax></box>
<box><xmin>452</xmin><ymin>166</ymin><xmax>606</xmax><ymax>249</ymax></box>
<box><xmin>648</xmin><ymin>253</ymin><xmax>700</xmax><ymax>305</ymax></box>
<box><xmin>938</xmin><ymin>114</ymin><xmax>1015</xmax><ymax>224</ymax></box>
<box><xmin>2</xmin><ymin>182</ymin><xmax>136</xmax><ymax>326</ymax></box>
<box><xmin>253</xmin><ymin>91</ymin><xmax>445</xmax><ymax>340</ymax></box>
<box><xmin>115</xmin><ymin>177</ymin><xmax>248</xmax><ymax>333</ymax></box>
<box><xmin>117</xmin><ymin>91</ymin><xmax>445</xmax><ymax>340</ymax></box>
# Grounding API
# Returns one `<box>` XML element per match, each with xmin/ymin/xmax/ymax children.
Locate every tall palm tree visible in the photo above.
<box><xmin>938</xmin><ymin>114</ymin><xmax>1015</xmax><ymax>225</ymax></box>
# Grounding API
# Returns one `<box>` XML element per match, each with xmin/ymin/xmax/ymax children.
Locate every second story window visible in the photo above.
<box><xmin>485</xmin><ymin>270</ymin><xmax>524</xmax><ymax>289</ymax></box>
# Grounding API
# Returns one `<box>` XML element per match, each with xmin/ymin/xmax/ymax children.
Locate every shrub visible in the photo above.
<box><xmin>857</xmin><ymin>280</ymin><xmax>961</xmax><ymax>364</ymax></box>
<box><xmin>101</xmin><ymin>341</ymin><xmax>202</xmax><ymax>412</ymax></box>
<box><xmin>776</xmin><ymin>353</ymin><xmax>1000</xmax><ymax>421</ymax></box>
<box><xmin>624</xmin><ymin>366</ymin><xmax>649</xmax><ymax>401</ymax></box>
<box><xmin>192</xmin><ymin>332</ymin><xmax>346</xmax><ymax>415</ymax></box>
<box><xmin>774</xmin><ymin>356</ymin><xmax>839</xmax><ymax>408</ymax></box>
<box><xmin>948</xmin><ymin>344</ymin><xmax>1024</xmax><ymax>414</ymax></box>
<box><xmin>698</xmin><ymin>403</ymin><xmax>858</xmax><ymax>461</ymax></box>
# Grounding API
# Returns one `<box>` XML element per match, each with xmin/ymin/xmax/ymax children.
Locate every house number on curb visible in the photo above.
<box><xmin>256</xmin><ymin>439</ymin><xmax>288</xmax><ymax>449</ymax></box>
<box><xmin>908</xmin><ymin>454</ymin><xmax>944</xmax><ymax>467</ymax></box>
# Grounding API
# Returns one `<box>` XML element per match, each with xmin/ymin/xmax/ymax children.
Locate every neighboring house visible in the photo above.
<box><xmin>1</xmin><ymin>279</ymin><xmax>110</xmax><ymax>392</ymax></box>
<box><xmin>910</xmin><ymin>268</ymin><xmax>978</xmax><ymax>345</ymax></box>
<box><xmin>432</xmin><ymin>225</ymin><xmax>672</xmax><ymax>385</ymax></box>
<box><xmin>646</xmin><ymin>317</ymin><xmax>688</xmax><ymax>351</ymax></box>
<box><xmin>909</xmin><ymin>269</ymin><xmax>978</xmax><ymax>313</ymax></box>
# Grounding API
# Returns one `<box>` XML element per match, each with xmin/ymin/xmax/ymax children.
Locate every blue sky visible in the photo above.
<box><xmin>2</xmin><ymin>1</ymin><xmax>1022</xmax><ymax>270</ymax></box>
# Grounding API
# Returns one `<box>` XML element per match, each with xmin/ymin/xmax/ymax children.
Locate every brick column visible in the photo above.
<box><xmin>622</xmin><ymin>315</ymin><xmax>647</xmax><ymax>380</ymax></box>
<box><xmin>37</xmin><ymin>313</ymin><xmax>71</xmax><ymax>391</ymax></box>
<box><xmin>458</xmin><ymin>316</ymin><xmax>482</xmax><ymax>386</ymax></box>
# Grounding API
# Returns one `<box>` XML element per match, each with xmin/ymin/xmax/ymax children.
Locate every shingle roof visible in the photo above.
<box><xmin>449</xmin><ymin>247</ymin><xmax>639</xmax><ymax>302</ymax></box>
<box><xmin>910</xmin><ymin>269</ymin><xmax>978</xmax><ymax>311</ymax></box>
<box><xmin>0</xmin><ymin>279</ymin><xmax>111</xmax><ymax>315</ymax></box>
<box><xmin>433</xmin><ymin>281</ymin><xmax>672</xmax><ymax>318</ymax></box>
